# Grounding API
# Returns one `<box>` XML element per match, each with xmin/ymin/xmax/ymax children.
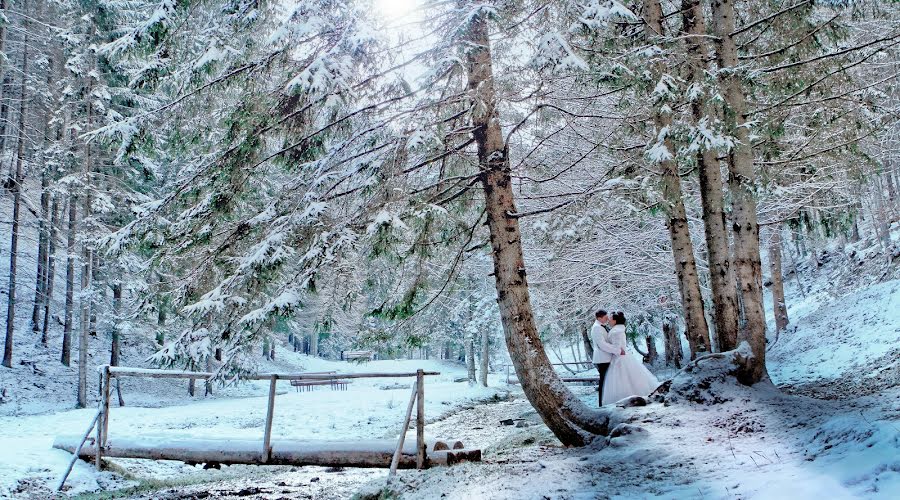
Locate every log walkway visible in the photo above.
<box><xmin>54</xmin><ymin>366</ymin><xmax>481</xmax><ymax>491</ymax></box>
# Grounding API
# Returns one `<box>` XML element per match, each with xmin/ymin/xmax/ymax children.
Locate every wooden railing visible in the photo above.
<box><xmin>57</xmin><ymin>366</ymin><xmax>439</xmax><ymax>491</ymax></box>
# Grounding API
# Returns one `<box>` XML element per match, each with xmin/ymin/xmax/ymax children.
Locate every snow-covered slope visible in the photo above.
<box><xmin>768</xmin><ymin>279</ymin><xmax>900</xmax><ymax>388</ymax></box>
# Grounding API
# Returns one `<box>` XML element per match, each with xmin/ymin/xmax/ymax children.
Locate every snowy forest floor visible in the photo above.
<box><xmin>1</xmin><ymin>240</ymin><xmax>898</xmax><ymax>499</ymax></box>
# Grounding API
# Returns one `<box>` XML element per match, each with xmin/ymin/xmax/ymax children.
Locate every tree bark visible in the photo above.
<box><xmin>768</xmin><ymin>229</ymin><xmax>789</xmax><ymax>338</ymax></box>
<box><xmin>645</xmin><ymin>335</ymin><xmax>658</xmax><ymax>365</ymax></box>
<box><xmin>663</xmin><ymin>320</ymin><xmax>682</xmax><ymax>369</ymax></box>
<box><xmin>3</xmin><ymin>15</ymin><xmax>29</xmax><ymax>368</ymax></box>
<box><xmin>460</xmin><ymin>3</ymin><xmax>605</xmax><ymax>446</ymax></box>
<box><xmin>479</xmin><ymin>329</ymin><xmax>489</xmax><ymax>387</ymax></box>
<box><xmin>681</xmin><ymin>0</ymin><xmax>740</xmax><ymax>353</ymax></box>
<box><xmin>62</xmin><ymin>194</ymin><xmax>77</xmax><ymax>366</ymax></box>
<box><xmin>111</xmin><ymin>282</ymin><xmax>125</xmax><ymax>406</ymax></box>
<box><xmin>309</xmin><ymin>331</ymin><xmax>318</xmax><ymax>357</ymax></box>
<box><xmin>41</xmin><ymin>196</ymin><xmax>59</xmax><ymax>345</ymax></box>
<box><xmin>77</xmin><ymin>78</ymin><xmax>94</xmax><ymax>408</ymax></box>
<box><xmin>465</xmin><ymin>331</ymin><xmax>475</xmax><ymax>384</ymax></box>
<box><xmin>710</xmin><ymin>0</ymin><xmax>768</xmax><ymax>384</ymax></box>
<box><xmin>32</xmin><ymin>172</ymin><xmax>51</xmax><ymax>333</ymax></box>
<box><xmin>580</xmin><ymin>324</ymin><xmax>593</xmax><ymax>363</ymax></box>
<box><xmin>644</xmin><ymin>0</ymin><xmax>711</xmax><ymax>359</ymax></box>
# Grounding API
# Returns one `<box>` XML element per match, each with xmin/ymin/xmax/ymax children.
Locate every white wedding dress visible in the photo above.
<box><xmin>602</xmin><ymin>324</ymin><xmax>661</xmax><ymax>405</ymax></box>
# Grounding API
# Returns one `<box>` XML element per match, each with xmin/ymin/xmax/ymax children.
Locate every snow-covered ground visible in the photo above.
<box><xmin>1</xmin><ymin>232</ymin><xmax>897</xmax><ymax>499</ymax></box>
<box><xmin>0</xmin><ymin>356</ymin><xmax>504</xmax><ymax>498</ymax></box>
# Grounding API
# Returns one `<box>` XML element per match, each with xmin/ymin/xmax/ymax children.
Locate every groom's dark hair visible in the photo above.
<box><xmin>594</xmin><ymin>309</ymin><xmax>607</xmax><ymax>319</ymax></box>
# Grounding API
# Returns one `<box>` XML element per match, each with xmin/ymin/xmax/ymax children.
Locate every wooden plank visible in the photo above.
<box><xmin>560</xmin><ymin>377</ymin><xmax>600</xmax><ymax>383</ymax></box>
<box><xmin>57</xmin><ymin>410</ymin><xmax>101</xmax><ymax>491</ymax></box>
<box><xmin>262</xmin><ymin>375</ymin><xmax>277</xmax><ymax>463</ymax></box>
<box><xmin>107</xmin><ymin>367</ymin><xmax>440</xmax><ymax>381</ymax></box>
<box><xmin>415</xmin><ymin>368</ymin><xmax>425</xmax><ymax>469</ymax></box>
<box><xmin>388</xmin><ymin>381</ymin><xmax>418</xmax><ymax>479</ymax></box>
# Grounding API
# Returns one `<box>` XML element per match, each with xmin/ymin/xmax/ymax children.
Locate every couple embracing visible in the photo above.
<box><xmin>590</xmin><ymin>310</ymin><xmax>660</xmax><ymax>406</ymax></box>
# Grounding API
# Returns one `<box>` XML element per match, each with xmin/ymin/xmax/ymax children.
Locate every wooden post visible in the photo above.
<box><xmin>388</xmin><ymin>380</ymin><xmax>418</xmax><ymax>480</ymax></box>
<box><xmin>56</xmin><ymin>410</ymin><xmax>101</xmax><ymax>491</ymax></box>
<box><xmin>101</xmin><ymin>365</ymin><xmax>111</xmax><ymax>449</ymax></box>
<box><xmin>95</xmin><ymin>366</ymin><xmax>110</xmax><ymax>469</ymax></box>
<box><xmin>416</xmin><ymin>368</ymin><xmax>425</xmax><ymax>469</ymax></box>
<box><xmin>262</xmin><ymin>374</ymin><xmax>277</xmax><ymax>463</ymax></box>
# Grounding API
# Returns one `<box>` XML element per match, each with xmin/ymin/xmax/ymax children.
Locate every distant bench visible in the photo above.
<box><xmin>287</xmin><ymin>371</ymin><xmax>350</xmax><ymax>392</ymax></box>
<box><xmin>341</xmin><ymin>350</ymin><xmax>375</xmax><ymax>362</ymax></box>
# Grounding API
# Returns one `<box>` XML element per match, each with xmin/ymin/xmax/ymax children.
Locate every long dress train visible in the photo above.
<box><xmin>602</xmin><ymin>324</ymin><xmax>660</xmax><ymax>405</ymax></box>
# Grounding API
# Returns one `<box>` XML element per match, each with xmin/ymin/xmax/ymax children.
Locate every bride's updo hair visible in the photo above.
<box><xmin>612</xmin><ymin>311</ymin><xmax>626</xmax><ymax>326</ymax></box>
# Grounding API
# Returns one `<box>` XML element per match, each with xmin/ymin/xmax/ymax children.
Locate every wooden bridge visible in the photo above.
<box><xmin>54</xmin><ymin>366</ymin><xmax>481</xmax><ymax>491</ymax></box>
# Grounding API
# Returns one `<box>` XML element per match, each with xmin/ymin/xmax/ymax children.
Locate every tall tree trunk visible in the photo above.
<box><xmin>62</xmin><ymin>194</ymin><xmax>77</xmax><ymax>366</ymax></box>
<box><xmin>460</xmin><ymin>3</ymin><xmax>605</xmax><ymax>445</ymax></box>
<box><xmin>77</xmin><ymin>78</ymin><xmax>94</xmax><ymax>409</ymax></box>
<box><xmin>465</xmin><ymin>332</ymin><xmax>475</xmax><ymax>384</ymax></box>
<box><xmin>681</xmin><ymin>0</ymin><xmax>740</xmax><ymax>352</ymax></box>
<box><xmin>645</xmin><ymin>335</ymin><xmax>658</xmax><ymax>365</ymax></box>
<box><xmin>479</xmin><ymin>329</ymin><xmax>489</xmax><ymax>387</ymax></box>
<box><xmin>2</xmin><ymin>17</ymin><xmax>29</xmax><ymax>368</ymax></box>
<box><xmin>580</xmin><ymin>323</ymin><xmax>593</xmax><ymax>363</ymax></box>
<box><xmin>41</xmin><ymin>196</ymin><xmax>59</xmax><ymax>345</ymax></box>
<box><xmin>309</xmin><ymin>331</ymin><xmax>318</xmax><ymax>357</ymax></box>
<box><xmin>644</xmin><ymin>0</ymin><xmax>711</xmax><ymax>359</ymax></box>
<box><xmin>710</xmin><ymin>0</ymin><xmax>767</xmax><ymax>384</ymax></box>
<box><xmin>110</xmin><ymin>282</ymin><xmax>125</xmax><ymax>406</ymax></box>
<box><xmin>32</xmin><ymin>171</ymin><xmax>50</xmax><ymax>333</ymax></box>
<box><xmin>663</xmin><ymin>320</ymin><xmax>682</xmax><ymax>369</ymax></box>
<box><xmin>769</xmin><ymin>229</ymin><xmax>789</xmax><ymax>339</ymax></box>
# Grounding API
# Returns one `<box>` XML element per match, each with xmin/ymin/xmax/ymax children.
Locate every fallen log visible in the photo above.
<box><xmin>53</xmin><ymin>435</ymin><xmax>477</xmax><ymax>469</ymax></box>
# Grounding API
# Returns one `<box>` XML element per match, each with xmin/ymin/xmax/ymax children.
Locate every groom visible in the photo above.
<box><xmin>591</xmin><ymin>309</ymin><xmax>625</xmax><ymax>406</ymax></box>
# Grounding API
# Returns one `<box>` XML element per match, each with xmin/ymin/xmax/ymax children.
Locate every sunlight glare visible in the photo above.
<box><xmin>374</xmin><ymin>0</ymin><xmax>418</xmax><ymax>23</ymax></box>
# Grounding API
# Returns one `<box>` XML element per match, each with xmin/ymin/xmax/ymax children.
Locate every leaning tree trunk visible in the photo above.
<box><xmin>644</xmin><ymin>0</ymin><xmax>711</xmax><ymax>358</ymax></box>
<box><xmin>460</xmin><ymin>3</ymin><xmax>605</xmax><ymax>446</ymax></box>
<box><xmin>710</xmin><ymin>0</ymin><xmax>767</xmax><ymax>384</ymax></box>
<box><xmin>2</xmin><ymin>22</ymin><xmax>30</xmax><ymax>368</ymax></box>
<box><xmin>41</xmin><ymin>196</ymin><xmax>59</xmax><ymax>345</ymax></box>
<box><xmin>681</xmin><ymin>0</ymin><xmax>740</xmax><ymax>352</ymax></box>
<box><xmin>768</xmin><ymin>229</ymin><xmax>789</xmax><ymax>339</ymax></box>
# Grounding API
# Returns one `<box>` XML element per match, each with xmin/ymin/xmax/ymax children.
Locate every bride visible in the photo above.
<box><xmin>602</xmin><ymin>311</ymin><xmax>661</xmax><ymax>405</ymax></box>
